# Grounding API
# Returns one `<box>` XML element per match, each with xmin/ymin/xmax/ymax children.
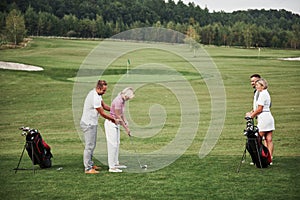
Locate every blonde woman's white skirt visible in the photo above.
<box><xmin>257</xmin><ymin>112</ymin><xmax>275</xmax><ymax>132</ymax></box>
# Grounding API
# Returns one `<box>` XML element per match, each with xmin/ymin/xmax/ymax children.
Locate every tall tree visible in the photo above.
<box><xmin>185</xmin><ymin>25</ymin><xmax>200</xmax><ymax>56</ymax></box>
<box><xmin>289</xmin><ymin>24</ymin><xmax>300</xmax><ymax>48</ymax></box>
<box><xmin>243</xmin><ymin>25</ymin><xmax>253</xmax><ymax>48</ymax></box>
<box><xmin>5</xmin><ymin>9</ymin><xmax>26</xmax><ymax>45</ymax></box>
<box><xmin>62</xmin><ymin>14</ymin><xmax>79</xmax><ymax>37</ymax></box>
<box><xmin>24</xmin><ymin>6</ymin><xmax>38</xmax><ymax>36</ymax></box>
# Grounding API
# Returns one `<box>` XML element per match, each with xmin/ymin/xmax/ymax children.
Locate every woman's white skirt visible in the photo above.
<box><xmin>257</xmin><ymin>112</ymin><xmax>275</xmax><ymax>132</ymax></box>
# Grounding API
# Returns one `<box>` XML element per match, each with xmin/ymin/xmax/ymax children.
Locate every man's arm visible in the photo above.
<box><xmin>96</xmin><ymin>107</ymin><xmax>116</xmax><ymax>123</ymax></box>
<box><xmin>101</xmin><ymin>101</ymin><xmax>110</xmax><ymax>111</ymax></box>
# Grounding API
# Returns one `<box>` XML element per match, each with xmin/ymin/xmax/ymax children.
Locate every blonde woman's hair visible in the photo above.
<box><xmin>256</xmin><ymin>78</ymin><xmax>268</xmax><ymax>89</ymax></box>
<box><xmin>121</xmin><ymin>87</ymin><xmax>134</xmax><ymax>99</ymax></box>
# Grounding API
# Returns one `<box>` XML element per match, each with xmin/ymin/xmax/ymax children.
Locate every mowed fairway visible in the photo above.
<box><xmin>0</xmin><ymin>37</ymin><xmax>299</xmax><ymax>199</ymax></box>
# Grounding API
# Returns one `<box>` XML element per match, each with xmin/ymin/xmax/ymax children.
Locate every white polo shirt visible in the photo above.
<box><xmin>256</xmin><ymin>89</ymin><xmax>271</xmax><ymax>112</ymax></box>
<box><xmin>253</xmin><ymin>90</ymin><xmax>259</xmax><ymax>111</ymax></box>
<box><xmin>81</xmin><ymin>88</ymin><xmax>102</xmax><ymax>125</ymax></box>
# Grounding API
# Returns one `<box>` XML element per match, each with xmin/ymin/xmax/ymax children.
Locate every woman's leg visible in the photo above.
<box><xmin>115</xmin><ymin>127</ymin><xmax>120</xmax><ymax>165</ymax></box>
<box><xmin>265</xmin><ymin>131</ymin><xmax>274</xmax><ymax>159</ymax></box>
<box><xmin>105</xmin><ymin>120</ymin><xmax>119</xmax><ymax>169</ymax></box>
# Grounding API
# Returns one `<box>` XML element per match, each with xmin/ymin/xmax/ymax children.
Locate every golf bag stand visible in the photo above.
<box><xmin>237</xmin><ymin>117</ymin><xmax>270</xmax><ymax>172</ymax></box>
<box><xmin>14</xmin><ymin>127</ymin><xmax>53</xmax><ymax>174</ymax></box>
<box><xmin>237</xmin><ymin>137</ymin><xmax>262</xmax><ymax>173</ymax></box>
<box><xmin>14</xmin><ymin>141</ymin><xmax>36</xmax><ymax>174</ymax></box>
<box><xmin>237</xmin><ymin>142</ymin><xmax>247</xmax><ymax>173</ymax></box>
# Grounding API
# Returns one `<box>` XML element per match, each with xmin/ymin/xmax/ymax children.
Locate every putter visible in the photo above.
<box><xmin>129</xmin><ymin>136</ymin><xmax>147</xmax><ymax>169</ymax></box>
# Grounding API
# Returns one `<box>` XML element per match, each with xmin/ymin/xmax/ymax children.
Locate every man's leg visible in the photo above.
<box><xmin>81</xmin><ymin>122</ymin><xmax>97</xmax><ymax>171</ymax></box>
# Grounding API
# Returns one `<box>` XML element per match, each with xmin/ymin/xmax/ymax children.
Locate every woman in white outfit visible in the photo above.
<box><xmin>246</xmin><ymin>78</ymin><xmax>275</xmax><ymax>164</ymax></box>
<box><xmin>105</xmin><ymin>87</ymin><xmax>134</xmax><ymax>172</ymax></box>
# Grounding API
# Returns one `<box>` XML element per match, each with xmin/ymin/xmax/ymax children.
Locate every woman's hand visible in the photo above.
<box><xmin>114</xmin><ymin>118</ymin><xmax>120</xmax><ymax>125</ymax></box>
<box><xmin>126</xmin><ymin>128</ymin><xmax>131</xmax><ymax>136</ymax></box>
<box><xmin>245</xmin><ymin>111</ymin><xmax>252</xmax><ymax>118</ymax></box>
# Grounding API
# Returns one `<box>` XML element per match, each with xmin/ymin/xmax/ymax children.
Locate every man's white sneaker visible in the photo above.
<box><xmin>109</xmin><ymin>168</ymin><xmax>122</xmax><ymax>173</ymax></box>
<box><xmin>115</xmin><ymin>165</ymin><xmax>127</xmax><ymax>169</ymax></box>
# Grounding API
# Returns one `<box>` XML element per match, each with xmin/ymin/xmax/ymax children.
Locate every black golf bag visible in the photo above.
<box><xmin>25</xmin><ymin>128</ymin><xmax>52</xmax><ymax>168</ymax></box>
<box><xmin>243</xmin><ymin>117</ymin><xmax>272</xmax><ymax>168</ymax></box>
<box><xmin>20</xmin><ymin>127</ymin><xmax>53</xmax><ymax>169</ymax></box>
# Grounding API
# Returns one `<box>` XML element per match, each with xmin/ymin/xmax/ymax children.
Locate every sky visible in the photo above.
<box><xmin>171</xmin><ymin>0</ymin><xmax>300</xmax><ymax>15</ymax></box>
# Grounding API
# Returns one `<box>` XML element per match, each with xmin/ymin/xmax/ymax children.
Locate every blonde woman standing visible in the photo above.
<box><xmin>246</xmin><ymin>78</ymin><xmax>275</xmax><ymax>164</ymax></box>
<box><xmin>105</xmin><ymin>87</ymin><xmax>135</xmax><ymax>172</ymax></box>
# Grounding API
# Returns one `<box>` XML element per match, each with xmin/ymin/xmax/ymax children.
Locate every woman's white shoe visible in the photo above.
<box><xmin>109</xmin><ymin>168</ymin><xmax>122</xmax><ymax>173</ymax></box>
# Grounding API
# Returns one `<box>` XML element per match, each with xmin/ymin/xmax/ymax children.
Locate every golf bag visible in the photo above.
<box><xmin>243</xmin><ymin>117</ymin><xmax>272</xmax><ymax>168</ymax></box>
<box><xmin>21</xmin><ymin>127</ymin><xmax>53</xmax><ymax>168</ymax></box>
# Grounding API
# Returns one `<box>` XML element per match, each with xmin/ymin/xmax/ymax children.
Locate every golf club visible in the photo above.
<box><xmin>129</xmin><ymin>135</ymin><xmax>147</xmax><ymax>169</ymax></box>
<box><xmin>118</xmin><ymin>117</ymin><xmax>147</xmax><ymax>169</ymax></box>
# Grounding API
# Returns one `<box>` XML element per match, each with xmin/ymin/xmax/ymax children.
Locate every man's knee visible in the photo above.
<box><xmin>85</xmin><ymin>141</ymin><xmax>96</xmax><ymax>150</ymax></box>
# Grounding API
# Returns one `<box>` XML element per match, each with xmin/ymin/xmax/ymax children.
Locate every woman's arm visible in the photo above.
<box><xmin>248</xmin><ymin>105</ymin><xmax>263</xmax><ymax>118</ymax></box>
<box><xmin>115</xmin><ymin>109</ymin><xmax>131</xmax><ymax>136</ymax></box>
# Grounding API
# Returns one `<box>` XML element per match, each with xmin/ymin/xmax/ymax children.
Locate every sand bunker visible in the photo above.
<box><xmin>0</xmin><ymin>61</ymin><xmax>44</xmax><ymax>71</ymax></box>
<box><xmin>278</xmin><ymin>57</ymin><xmax>300</xmax><ymax>61</ymax></box>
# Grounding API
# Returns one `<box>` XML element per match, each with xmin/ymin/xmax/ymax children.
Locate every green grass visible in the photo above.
<box><xmin>0</xmin><ymin>38</ymin><xmax>299</xmax><ymax>199</ymax></box>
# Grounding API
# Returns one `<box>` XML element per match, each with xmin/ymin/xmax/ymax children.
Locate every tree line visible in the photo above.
<box><xmin>1</xmin><ymin>0</ymin><xmax>300</xmax><ymax>48</ymax></box>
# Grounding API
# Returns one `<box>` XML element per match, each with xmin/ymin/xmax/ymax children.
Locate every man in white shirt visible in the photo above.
<box><xmin>80</xmin><ymin>80</ymin><xmax>117</xmax><ymax>174</ymax></box>
<box><xmin>248</xmin><ymin>74</ymin><xmax>261</xmax><ymax>165</ymax></box>
<box><xmin>250</xmin><ymin>74</ymin><xmax>261</xmax><ymax>112</ymax></box>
